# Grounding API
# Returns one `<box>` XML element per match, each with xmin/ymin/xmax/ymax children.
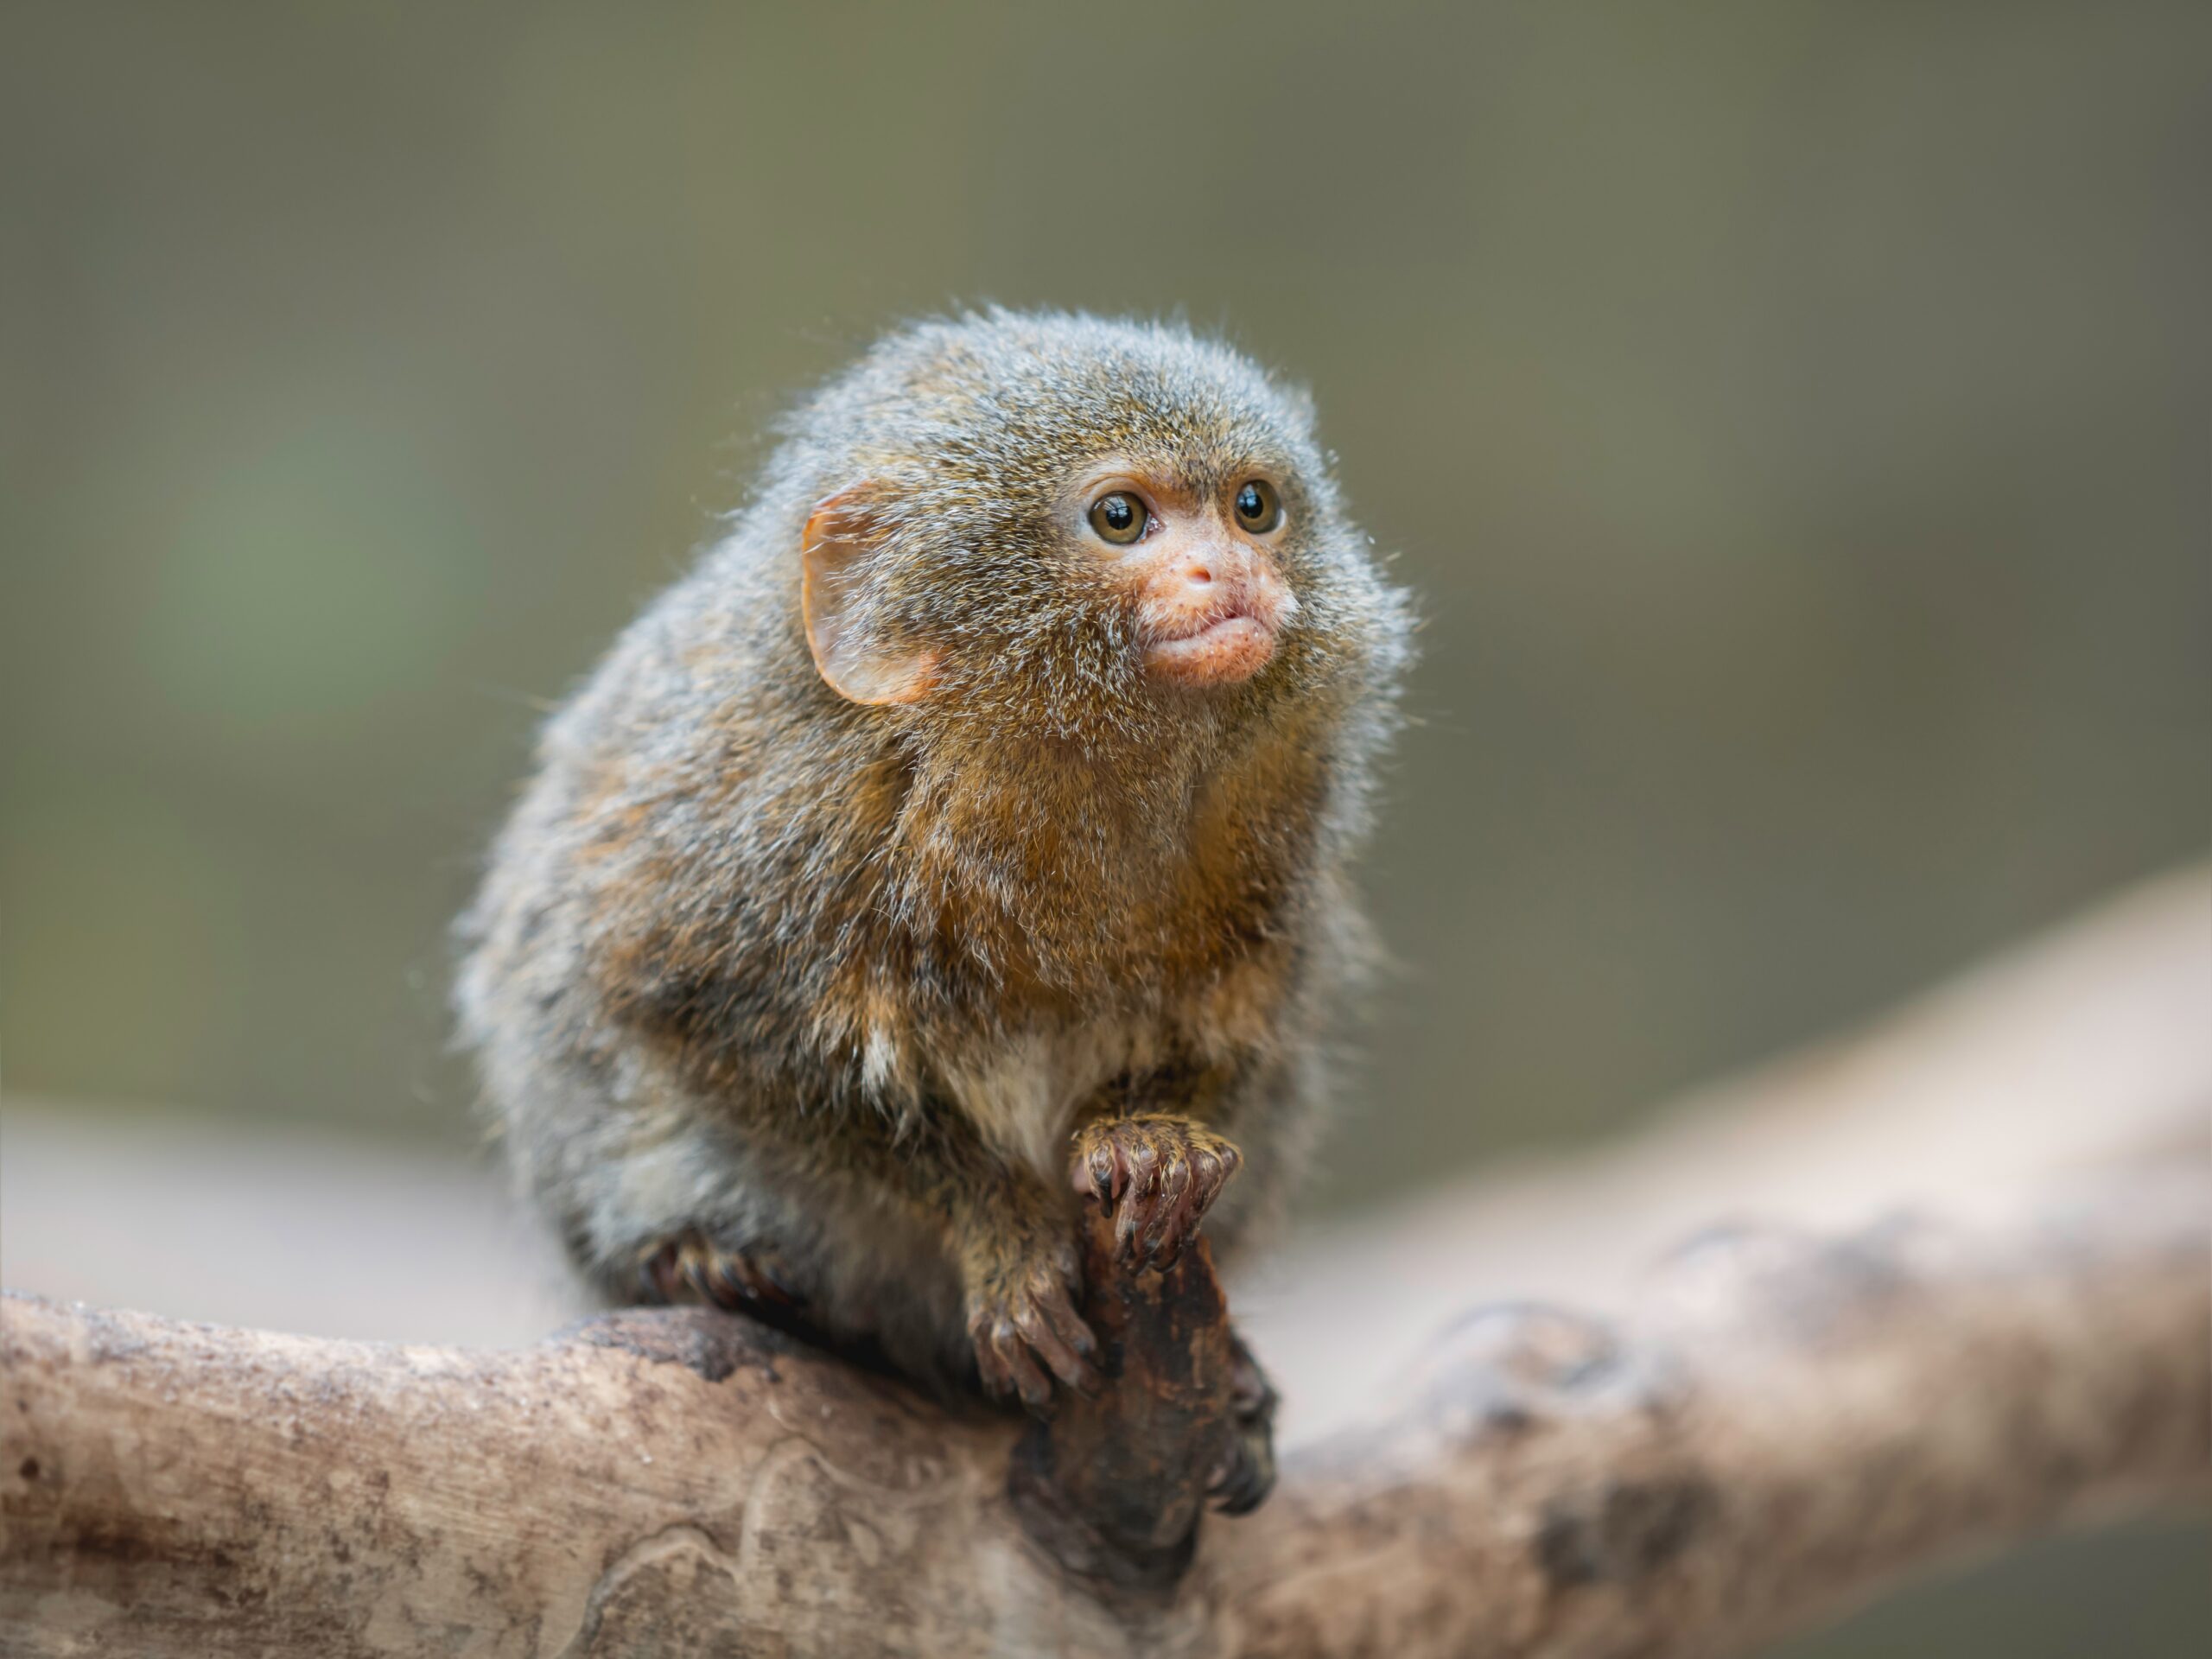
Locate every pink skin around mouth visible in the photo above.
<box><xmin>1146</xmin><ymin>612</ymin><xmax>1278</xmax><ymax>686</ymax></box>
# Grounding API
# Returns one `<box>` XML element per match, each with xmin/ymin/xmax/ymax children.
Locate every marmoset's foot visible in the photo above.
<box><xmin>1208</xmin><ymin>1328</ymin><xmax>1279</xmax><ymax>1515</ymax></box>
<box><xmin>964</xmin><ymin>1232</ymin><xmax>1100</xmax><ymax>1410</ymax></box>
<box><xmin>639</xmin><ymin>1232</ymin><xmax>802</xmax><ymax>1313</ymax></box>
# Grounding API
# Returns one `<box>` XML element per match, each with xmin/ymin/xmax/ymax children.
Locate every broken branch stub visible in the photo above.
<box><xmin>1007</xmin><ymin>1207</ymin><xmax>1238</xmax><ymax>1587</ymax></box>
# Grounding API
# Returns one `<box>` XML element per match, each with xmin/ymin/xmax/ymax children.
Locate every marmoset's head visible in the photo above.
<box><xmin>759</xmin><ymin>309</ymin><xmax>1408</xmax><ymax>741</ymax></box>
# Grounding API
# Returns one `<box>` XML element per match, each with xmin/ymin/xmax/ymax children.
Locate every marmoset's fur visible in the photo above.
<box><xmin>455</xmin><ymin>308</ymin><xmax>1410</xmax><ymax>1510</ymax></box>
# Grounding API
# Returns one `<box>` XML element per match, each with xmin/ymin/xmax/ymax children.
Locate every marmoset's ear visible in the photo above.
<box><xmin>801</xmin><ymin>489</ymin><xmax>938</xmax><ymax>705</ymax></box>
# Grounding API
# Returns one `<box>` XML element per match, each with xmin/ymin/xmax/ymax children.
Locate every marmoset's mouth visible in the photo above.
<box><xmin>1146</xmin><ymin>610</ymin><xmax>1278</xmax><ymax>686</ymax></box>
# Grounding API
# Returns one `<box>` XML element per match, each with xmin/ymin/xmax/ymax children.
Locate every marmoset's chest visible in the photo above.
<box><xmin>925</xmin><ymin>942</ymin><xmax>1296</xmax><ymax>1180</ymax></box>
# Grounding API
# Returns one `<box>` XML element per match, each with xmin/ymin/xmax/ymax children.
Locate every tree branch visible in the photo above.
<box><xmin>3</xmin><ymin>1179</ymin><xmax>2203</xmax><ymax>1657</ymax></box>
<box><xmin>1208</xmin><ymin>1175</ymin><xmax>2209</xmax><ymax>1658</ymax></box>
<box><xmin>3</xmin><ymin>868</ymin><xmax>2208</xmax><ymax>1656</ymax></box>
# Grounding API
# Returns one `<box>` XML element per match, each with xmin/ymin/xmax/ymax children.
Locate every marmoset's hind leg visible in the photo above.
<box><xmin>633</xmin><ymin>1228</ymin><xmax>930</xmax><ymax>1384</ymax></box>
<box><xmin>638</xmin><ymin>1230</ymin><xmax>803</xmax><ymax>1313</ymax></box>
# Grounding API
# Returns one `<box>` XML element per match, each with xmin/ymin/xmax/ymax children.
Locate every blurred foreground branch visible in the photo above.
<box><xmin>3</xmin><ymin>869</ymin><xmax>2208</xmax><ymax>1658</ymax></box>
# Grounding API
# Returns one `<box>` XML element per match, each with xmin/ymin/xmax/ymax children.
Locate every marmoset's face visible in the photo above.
<box><xmin>798</xmin><ymin>446</ymin><xmax>1317</xmax><ymax>712</ymax></box>
<box><xmin>1065</xmin><ymin>461</ymin><xmax>1299</xmax><ymax>690</ymax></box>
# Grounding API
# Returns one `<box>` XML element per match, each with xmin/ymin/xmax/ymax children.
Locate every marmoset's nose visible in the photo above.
<box><xmin>1164</xmin><ymin>537</ymin><xmax>1260</xmax><ymax>602</ymax></box>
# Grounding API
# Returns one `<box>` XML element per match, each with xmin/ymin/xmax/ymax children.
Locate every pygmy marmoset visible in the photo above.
<box><xmin>454</xmin><ymin>308</ymin><xmax>1411</xmax><ymax>1512</ymax></box>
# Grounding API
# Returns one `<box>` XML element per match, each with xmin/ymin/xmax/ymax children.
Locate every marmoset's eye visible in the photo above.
<box><xmin>1088</xmin><ymin>491</ymin><xmax>1148</xmax><ymax>546</ymax></box>
<box><xmin>1233</xmin><ymin>480</ymin><xmax>1282</xmax><ymax>532</ymax></box>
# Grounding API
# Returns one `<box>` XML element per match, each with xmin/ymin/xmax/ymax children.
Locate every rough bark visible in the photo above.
<box><xmin>4</xmin><ymin>1178</ymin><xmax>2205</xmax><ymax>1658</ymax></box>
<box><xmin>1008</xmin><ymin>1221</ymin><xmax>1236</xmax><ymax>1588</ymax></box>
<box><xmin>3</xmin><ymin>868</ymin><xmax>2208</xmax><ymax>1657</ymax></box>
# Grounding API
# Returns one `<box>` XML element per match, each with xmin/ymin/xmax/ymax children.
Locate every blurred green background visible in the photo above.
<box><xmin>1</xmin><ymin>5</ymin><xmax>2206</xmax><ymax>1650</ymax></box>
